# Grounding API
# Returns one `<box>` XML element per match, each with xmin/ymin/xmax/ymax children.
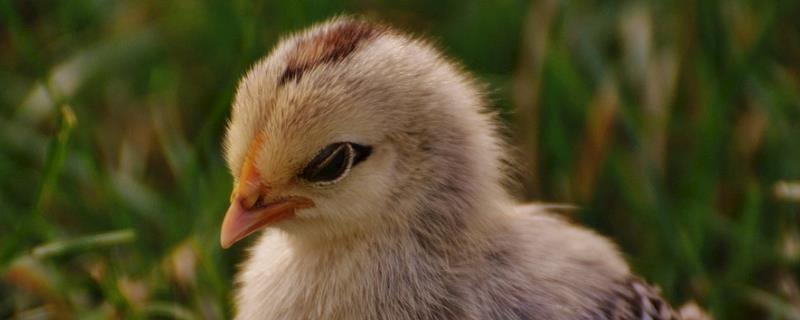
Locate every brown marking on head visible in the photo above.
<box><xmin>278</xmin><ymin>20</ymin><xmax>382</xmax><ymax>85</ymax></box>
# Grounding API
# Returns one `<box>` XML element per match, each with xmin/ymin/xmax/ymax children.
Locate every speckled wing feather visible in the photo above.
<box><xmin>601</xmin><ymin>277</ymin><xmax>681</xmax><ymax>320</ymax></box>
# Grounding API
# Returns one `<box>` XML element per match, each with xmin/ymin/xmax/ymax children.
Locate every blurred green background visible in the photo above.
<box><xmin>2</xmin><ymin>0</ymin><xmax>800</xmax><ymax>318</ymax></box>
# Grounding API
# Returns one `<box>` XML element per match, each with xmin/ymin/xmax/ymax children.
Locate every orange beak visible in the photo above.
<box><xmin>221</xmin><ymin>132</ymin><xmax>314</xmax><ymax>248</ymax></box>
<box><xmin>219</xmin><ymin>190</ymin><xmax>313</xmax><ymax>248</ymax></box>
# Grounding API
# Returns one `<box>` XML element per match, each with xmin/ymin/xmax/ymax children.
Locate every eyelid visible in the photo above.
<box><xmin>298</xmin><ymin>142</ymin><xmax>372</xmax><ymax>186</ymax></box>
<box><xmin>302</xmin><ymin>143</ymin><xmax>350</xmax><ymax>181</ymax></box>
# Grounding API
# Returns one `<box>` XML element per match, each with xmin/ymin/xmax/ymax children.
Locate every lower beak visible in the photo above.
<box><xmin>220</xmin><ymin>195</ymin><xmax>313</xmax><ymax>248</ymax></box>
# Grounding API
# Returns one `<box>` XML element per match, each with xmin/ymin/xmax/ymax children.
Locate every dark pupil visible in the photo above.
<box><xmin>300</xmin><ymin>143</ymin><xmax>351</xmax><ymax>183</ymax></box>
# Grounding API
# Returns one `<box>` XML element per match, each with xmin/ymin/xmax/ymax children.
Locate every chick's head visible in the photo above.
<box><xmin>221</xmin><ymin>17</ymin><xmax>495</xmax><ymax>247</ymax></box>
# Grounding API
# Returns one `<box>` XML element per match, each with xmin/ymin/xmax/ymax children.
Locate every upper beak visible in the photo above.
<box><xmin>220</xmin><ymin>188</ymin><xmax>313</xmax><ymax>248</ymax></box>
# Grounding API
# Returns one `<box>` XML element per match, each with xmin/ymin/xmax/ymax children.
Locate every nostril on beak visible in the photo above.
<box><xmin>240</xmin><ymin>193</ymin><xmax>270</xmax><ymax>212</ymax></box>
<box><xmin>253</xmin><ymin>194</ymin><xmax>267</xmax><ymax>209</ymax></box>
<box><xmin>240</xmin><ymin>193</ymin><xmax>260</xmax><ymax>211</ymax></box>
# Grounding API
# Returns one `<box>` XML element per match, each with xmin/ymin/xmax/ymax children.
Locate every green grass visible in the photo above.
<box><xmin>1</xmin><ymin>0</ymin><xmax>799</xmax><ymax>318</ymax></box>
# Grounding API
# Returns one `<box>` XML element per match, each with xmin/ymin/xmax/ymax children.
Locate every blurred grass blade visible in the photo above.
<box><xmin>12</xmin><ymin>306</ymin><xmax>53</xmax><ymax>320</ymax></box>
<box><xmin>747</xmin><ymin>288</ymin><xmax>800</xmax><ymax>320</ymax></box>
<box><xmin>141</xmin><ymin>302</ymin><xmax>197</xmax><ymax>320</ymax></box>
<box><xmin>31</xmin><ymin>104</ymin><xmax>77</xmax><ymax>216</ymax></box>
<box><xmin>0</xmin><ymin>104</ymin><xmax>76</xmax><ymax>267</ymax></box>
<box><xmin>775</xmin><ymin>181</ymin><xmax>800</xmax><ymax>202</ymax></box>
<box><xmin>31</xmin><ymin>229</ymin><xmax>136</xmax><ymax>259</ymax></box>
<box><xmin>17</xmin><ymin>29</ymin><xmax>158</xmax><ymax>123</ymax></box>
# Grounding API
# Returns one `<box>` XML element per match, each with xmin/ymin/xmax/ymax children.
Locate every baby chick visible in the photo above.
<box><xmin>220</xmin><ymin>17</ymin><xmax>699</xmax><ymax>320</ymax></box>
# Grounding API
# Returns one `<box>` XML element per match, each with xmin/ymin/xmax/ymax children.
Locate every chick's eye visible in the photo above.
<box><xmin>300</xmin><ymin>142</ymin><xmax>371</xmax><ymax>185</ymax></box>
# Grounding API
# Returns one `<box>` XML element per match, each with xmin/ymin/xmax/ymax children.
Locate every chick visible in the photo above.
<box><xmin>220</xmin><ymin>17</ymin><xmax>698</xmax><ymax>320</ymax></box>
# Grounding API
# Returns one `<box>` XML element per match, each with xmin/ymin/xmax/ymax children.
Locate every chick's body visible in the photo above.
<box><xmin>238</xmin><ymin>210</ymin><xmax>663</xmax><ymax>320</ymax></box>
<box><xmin>222</xmin><ymin>17</ymin><xmax>686</xmax><ymax>320</ymax></box>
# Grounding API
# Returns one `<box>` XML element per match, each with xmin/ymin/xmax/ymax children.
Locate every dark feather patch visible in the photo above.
<box><xmin>279</xmin><ymin>20</ymin><xmax>382</xmax><ymax>85</ymax></box>
<box><xmin>599</xmin><ymin>277</ymin><xmax>681</xmax><ymax>320</ymax></box>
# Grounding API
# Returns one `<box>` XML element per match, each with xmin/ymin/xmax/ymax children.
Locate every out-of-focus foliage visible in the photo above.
<box><xmin>1</xmin><ymin>0</ymin><xmax>799</xmax><ymax>318</ymax></box>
